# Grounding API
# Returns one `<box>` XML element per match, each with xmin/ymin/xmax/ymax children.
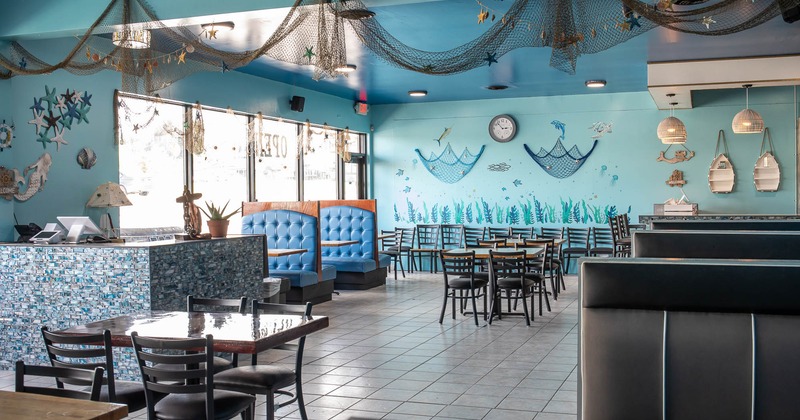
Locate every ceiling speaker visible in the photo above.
<box><xmin>290</xmin><ymin>96</ymin><xmax>305</xmax><ymax>112</ymax></box>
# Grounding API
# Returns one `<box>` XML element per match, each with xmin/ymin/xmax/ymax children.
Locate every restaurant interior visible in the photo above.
<box><xmin>1</xmin><ymin>0</ymin><xmax>800</xmax><ymax>419</ymax></box>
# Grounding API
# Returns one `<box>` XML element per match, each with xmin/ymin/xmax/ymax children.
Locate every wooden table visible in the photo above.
<box><xmin>268</xmin><ymin>248</ymin><xmax>307</xmax><ymax>257</ymax></box>
<box><xmin>321</xmin><ymin>240</ymin><xmax>359</xmax><ymax>247</ymax></box>
<box><xmin>59</xmin><ymin>311</ymin><xmax>329</xmax><ymax>354</ymax></box>
<box><xmin>0</xmin><ymin>390</ymin><xmax>128</xmax><ymax>420</ymax></box>
<box><xmin>377</xmin><ymin>233</ymin><xmax>394</xmax><ymax>240</ymax></box>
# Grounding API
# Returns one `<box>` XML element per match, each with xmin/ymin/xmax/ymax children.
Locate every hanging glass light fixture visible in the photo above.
<box><xmin>657</xmin><ymin>95</ymin><xmax>687</xmax><ymax>144</ymax></box>
<box><xmin>732</xmin><ymin>84</ymin><xmax>764</xmax><ymax>134</ymax></box>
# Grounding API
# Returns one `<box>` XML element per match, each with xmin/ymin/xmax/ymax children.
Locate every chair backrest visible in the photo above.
<box><xmin>16</xmin><ymin>360</ymin><xmax>104</xmax><ymax>401</ymax></box>
<box><xmin>440</xmin><ymin>224</ymin><xmax>464</xmax><ymax>248</ymax></box>
<box><xmin>591</xmin><ymin>227</ymin><xmax>613</xmax><ymax>248</ymax></box>
<box><xmin>187</xmin><ymin>296</ymin><xmax>248</xmax><ymax>314</ymax></box>
<box><xmin>510</xmin><ymin>227</ymin><xmax>534</xmax><ymax>240</ymax></box>
<box><xmin>609</xmin><ymin>216</ymin><xmax>623</xmax><ymax>245</ymax></box>
<box><xmin>242</xmin><ymin>209</ymin><xmax>319</xmax><ymax>273</ymax></box>
<box><xmin>523</xmin><ymin>242</ymin><xmax>548</xmax><ymax>275</ymax></box>
<box><xmin>319</xmin><ymin>205</ymin><xmax>376</xmax><ymax>260</ymax></box>
<box><xmin>416</xmin><ymin>224</ymin><xmax>440</xmax><ymax>248</ymax></box>
<box><xmin>478</xmin><ymin>239</ymin><xmax>505</xmax><ymax>248</ymax></box>
<box><xmin>525</xmin><ymin>238</ymin><xmax>557</xmax><ymax>266</ymax></box>
<box><xmin>618</xmin><ymin>214</ymin><xmax>630</xmax><ymax>237</ymax></box>
<box><xmin>397</xmin><ymin>227</ymin><xmax>415</xmax><ymax>248</ymax></box>
<box><xmin>41</xmin><ymin>326</ymin><xmax>119</xmax><ymax>401</ymax></box>
<box><xmin>488</xmin><ymin>227</ymin><xmax>512</xmax><ymax>239</ymax></box>
<box><xmin>250</xmin><ymin>301</ymin><xmax>312</xmax><ymax>366</ymax></box>
<box><xmin>488</xmin><ymin>250</ymin><xmax>527</xmax><ymax>282</ymax></box>
<box><xmin>439</xmin><ymin>250</ymin><xmax>476</xmax><ymax>280</ymax></box>
<box><xmin>380</xmin><ymin>229</ymin><xmax>400</xmax><ymax>250</ymax></box>
<box><xmin>131</xmin><ymin>332</ymin><xmax>216</xmax><ymax>419</ymax></box>
<box><xmin>566</xmin><ymin>227</ymin><xmax>590</xmax><ymax>248</ymax></box>
<box><xmin>540</xmin><ymin>226</ymin><xmax>564</xmax><ymax>239</ymax></box>
<box><xmin>463</xmin><ymin>227</ymin><xmax>486</xmax><ymax>247</ymax></box>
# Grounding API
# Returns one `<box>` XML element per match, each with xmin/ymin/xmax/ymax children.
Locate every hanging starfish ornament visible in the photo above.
<box><xmin>626</xmin><ymin>15</ymin><xmax>641</xmax><ymax>30</ymax></box>
<box><xmin>616</xmin><ymin>20</ymin><xmax>632</xmax><ymax>31</ymax></box>
<box><xmin>28</xmin><ymin>110</ymin><xmax>47</xmax><ymax>135</ymax></box>
<box><xmin>484</xmin><ymin>52</ymin><xmax>498</xmax><ymax>66</ymax></box>
<box><xmin>303</xmin><ymin>46</ymin><xmax>316</xmax><ymax>62</ymax></box>
<box><xmin>177</xmin><ymin>50</ymin><xmax>186</xmax><ymax>64</ymax></box>
<box><xmin>50</xmin><ymin>127</ymin><xmax>68</xmax><ymax>150</ymax></box>
<box><xmin>702</xmin><ymin>16</ymin><xmax>716</xmax><ymax>29</ymax></box>
<box><xmin>478</xmin><ymin>9</ymin><xmax>489</xmax><ymax>24</ymax></box>
<box><xmin>207</xmin><ymin>28</ymin><xmax>218</xmax><ymax>39</ymax></box>
<box><xmin>221</xmin><ymin>61</ymin><xmax>230</xmax><ymax>73</ymax></box>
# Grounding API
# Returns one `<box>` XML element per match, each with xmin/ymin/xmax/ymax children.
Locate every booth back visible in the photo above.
<box><xmin>650</xmin><ymin>220</ymin><xmax>800</xmax><ymax>231</ymax></box>
<box><xmin>579</xmin><ymin>258</ymin><xmax>800</xmax><ymax>420</ymax></box>
<box><xmin>632</xmin><ymin>230</ymin><xmax>800</xmax><ymax>259</ymax></box>
<box><xmin>319</xmin><ymin>200</ymin><xmax>378</xmax><ymax>263</ymax></box>
<box><xmin>242</xmin><ymin>201</ymin><xmax>321</xmax><ymax>278</ymax></box>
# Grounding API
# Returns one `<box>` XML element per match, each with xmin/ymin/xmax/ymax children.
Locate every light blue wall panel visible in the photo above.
<box><xmin>0</xmin><ymin>79</ymin><xmax>13</xmax><ymax>240</ymax></box>
<box><xmin>371</xmin><ymin>88</ymin><xmax>797</xmax><ymax>231</ymax></box>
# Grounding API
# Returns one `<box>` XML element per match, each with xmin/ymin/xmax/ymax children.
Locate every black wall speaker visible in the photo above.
<box><xmin>290</xmin><ymin>96</ymin><xmax>305</xmax><ymax>112</ymax></box>
<box><xmin>781</xmin><ymin>2</ymin><xmax>800</xmax><ymax>22</ymax></box>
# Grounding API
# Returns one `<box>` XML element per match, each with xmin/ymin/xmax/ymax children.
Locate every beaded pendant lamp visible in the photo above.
<box><xmin>732</xmin><ymin>84</ymin><xmax>764</xmax><ymax>134</ymax></box>
<box><xmin>657</xmin><ymin>96</ymin><xmax>687</xmax><ymax>144</ymax></box>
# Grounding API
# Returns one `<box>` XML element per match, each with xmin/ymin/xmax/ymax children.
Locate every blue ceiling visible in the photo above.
<box><xmin>4</xmin><ymin>0</ymin><xmax>800</xmax><ymax>105</ymax></box>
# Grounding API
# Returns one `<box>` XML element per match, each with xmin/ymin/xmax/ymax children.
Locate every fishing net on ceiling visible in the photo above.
<box><xmin>0</xmin><ymin>0</ymin><xmax>796</xmax><ymax>93</ymax></box>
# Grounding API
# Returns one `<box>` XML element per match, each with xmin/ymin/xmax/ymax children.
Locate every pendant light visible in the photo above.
<box><xmin>657</xmin><ymin>95</ymin><xmax>687</xmax><ymax>144</ymax></box>
<box><xmin>732</xmin><ymin>84</ymin><xmax>764</xmax><ymax>134</ymax></box>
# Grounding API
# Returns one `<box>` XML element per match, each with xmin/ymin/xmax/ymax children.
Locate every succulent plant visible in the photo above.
<box><xmin>199</xmin><ymin>200</ymin><xmax>240</xmax><ymax>220</ymax></box>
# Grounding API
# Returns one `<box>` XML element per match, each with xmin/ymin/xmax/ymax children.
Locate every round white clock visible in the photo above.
<box><xmin>489</xmin><ymin>114</ymin><xmax>517</xmax><ymax>142</ymax></box>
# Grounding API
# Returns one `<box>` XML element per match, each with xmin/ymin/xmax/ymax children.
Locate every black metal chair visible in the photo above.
<box><xmin>410</xmin><ymin>224</ymin><xmax>441</xmax><ymax>273</ymax></box>
<box><xmin>463</xmin><ymin>226</ymin><xmax>486</xmax><ymax>247</ymax></box>
<box><xmin>438</xmin><ymin>251</ymin><xmax>488</xmax><ymax>326</ymax></box>
<box><xmin>186</xmin><ymin>296</ymin><xmax>248</xmax><ymax>371</ymax></box>
<box><xmin>609</xmin><ymin>216</ymin><xmax>631</xmax><ymax>257</ymax></box>
<box><xmin>487</xmin><ymin>249</ymin><xmax>535</xmax><ymax>326</ymax></box>
<box><xmin>488</xmin><ymin>227</ymin><xmax>512</xmax><ymax>240</ymax></box>
<box><xmin>41</xmin><ymin>326</ymin><xmax>147</xmax><ymax>411</ymax></box>
<box><xmin>379</xmin><ymin>229</ymin><xmax>406</xmax><ymax>279</ymax></box>
<box><xmin>563</xmin><ymin>227</ymin><xmax>590</xmax><ymax>274</ymax></box>
<box><xmin>214</xmin><ymin>302</ymin><xmax>313</xmax><ymax>420</ymax></box>
<box><xmin>520</xmin><ymin>240</ymin><xmax>552</xmax><ymax>315</ymax></box>
<box><xmin>394</xmin><ymin>227</ymin><xmax>416</xmax><ymax>271</ymax></box>
<box><xmin>15</xmin><ymin>360</ymin><xmax>104</xmax><ymax>401</ymax></box>
<box><xmin>510</xmin><ymin>227</ymin><xmax>535</xmax><ymax>240</ymax></box>
<box><xmin>589</xmin><ymin>227</ymin><xmax>614</xmax><ymax>257</ymax></box>
<box><xmin>131</xmin><ymin>332</ymin><xmax>255</xmax><ymax>420</ymax></box>
<box><xmin>440</xmin><ymin>224</ymin><xmax>464</xmax><ymax>249</ymax></box>
<box><xmin>525</xmin><ymin>238</ymin><xmax>561</xmax><ymax>300</ymax></box>
<box><xmin>538</xmin><ymin>226</ymin><xmax>565</xmax><ymax>292</ymax></box>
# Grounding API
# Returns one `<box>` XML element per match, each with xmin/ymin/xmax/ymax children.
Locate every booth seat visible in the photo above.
<box><xmin>320</xmin><ymin>205</ymin><xmax>386</xmax><ymax>290</ymax></box>
<box><xmin>632</xmin><ymin>230</ymin><xmax>800</xmax><ymax>259</ymax></box>
<box><xmin>579</xmin><ymin>258</ymin><xmax>800</xmax><ymax>420</ymax></box>
<box><xmin>650</xmin><ymin>219</ymin><xmax>800</xmax><ymax>231</ymax></box>
<box><xmin>242</xmin><ymin>209</ymin><xmax>334</xmax><ymax>303</ymax></box>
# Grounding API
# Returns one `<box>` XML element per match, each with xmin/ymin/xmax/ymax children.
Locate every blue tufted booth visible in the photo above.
<box><xmin>319</xmin><ymin>200</ymin><xmax>387</xmax><ymax>290</ymax></box>
<box><xmin>242</xmin><ymin>201</ymin><xmax>335</xmax><ymax>304</ymax></box>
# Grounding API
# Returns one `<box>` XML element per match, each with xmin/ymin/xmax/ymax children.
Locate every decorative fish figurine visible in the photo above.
<box><xmin>434</xmin><ymin>127</ymin><xmax>452</xmax><ymax>146</ymax></box>
<box><xmin>589</xmin><ymin>122</ymin><xmax>613</xmax><ymax>139</ymax></box>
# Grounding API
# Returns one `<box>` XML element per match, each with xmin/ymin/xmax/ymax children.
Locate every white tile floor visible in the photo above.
<box><xmin>0</xmin><ymin>269</ymin><xmax>579</xmax><ymax>420</ymax></box>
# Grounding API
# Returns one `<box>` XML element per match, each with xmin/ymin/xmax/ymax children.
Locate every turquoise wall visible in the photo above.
<box><xmin>371</xmin><ymin>87</ymin><xmax>798</xmax><ymax>231</ymax></box>
<box><xmin>0</xmin><ymin>39</ymin><xmax>364</xmax><ymax>242</ymax></box>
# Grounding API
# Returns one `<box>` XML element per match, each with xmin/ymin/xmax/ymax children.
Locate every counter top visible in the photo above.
<box><xmin>1</xmin><ymin>234</ymin><xmax>263</xmax><ymax>248</ymax></box>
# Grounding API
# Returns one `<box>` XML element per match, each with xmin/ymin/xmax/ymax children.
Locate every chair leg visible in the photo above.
<box><xmin>393</xmin><ymin>257</ymin><xmax>398</xmax><ymax>280</ymax></box>
<box><xmin>296</xmin><ymin>379</ymin><xmax>308</xmax><ymax>420</ymax></box>
<box><xmin>470</xmin><ymin>288</ymin><xmax>479</xmax><ymax>326</ymax></box>
<box><xmin>266</xmin><ymin>389</ymin><xmax>276</xmax><ymax>420</ymax></box>
<box><xmin>482</xmin><ymin>286</ymin><xmax>488</xmax><ymax>320</ymax></box>
<box><xmin>538</xmin><ymin>284</ymin><xmax>543</xmax><ymax>316</ymax></box>
<box><xmin>439</xmin><ymin>289</ymin><xmax>448</xmax><ymax>324</ymax></box>
<box><xmin>521</xmin><ymin>291</ymin><xmax>531</xmax><ymax>326</ymax></box>
<box><xmin>399</xmin><ymin>256</ymin><xmax>406</xmax><ymax>278</ymax></box>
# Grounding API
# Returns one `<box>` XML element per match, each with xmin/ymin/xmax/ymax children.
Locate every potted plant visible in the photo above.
<box><xmin>199</xmin><ymin>200</ymin><xmax>240</xmax><ymax>238</ymax></box>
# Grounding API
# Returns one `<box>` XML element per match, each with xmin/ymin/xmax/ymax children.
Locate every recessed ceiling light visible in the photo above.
<box><xmin>408</xmin><ymin>90</ymin><xmax>428</xmax><ymax>97</ymax></box>
<box><xmin>201</xmin><ymin>21</ymin><xmax>235</xmax><ymax>32</ymax></box>
<box><xmin>335</xmin><ymin>64</ymin><xmax>357</xmax><ymax>73</ymax></box>
<box><xmin>486</xmin><ymin>85</ymin><xmax>508</xmax><ymax>90</ymax></box>
<box><xmin>585</xmin><ymin>80</ymin><xmax>607</xmax><ymax>88</ymax></box>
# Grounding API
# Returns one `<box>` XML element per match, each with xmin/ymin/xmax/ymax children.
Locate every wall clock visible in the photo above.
<box><xmin>489</xmin><ymin>114</ymin><xmax>517</xmax><ymax>143</ymax></box>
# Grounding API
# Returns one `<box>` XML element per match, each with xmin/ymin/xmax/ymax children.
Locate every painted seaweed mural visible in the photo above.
<box><xmin>415</xmin><ymin>143</ymin><xmax>486</xmax><ymax>184</ymax></box>
<box><xmin>393</xmin><ymin>197</ymin><xmax>630</xmax><ymax>226</ymax></box>
<box><xmin>524</xmin><ymin>120</ymin><xmax>598</xmax><ymax>179</ymax></box>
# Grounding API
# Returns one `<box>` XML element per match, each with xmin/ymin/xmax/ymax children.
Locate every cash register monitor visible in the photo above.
<box><xmin>57</xmin><ymin>216</ymin><xmax>104</xmax><ymax>243</ymax></box>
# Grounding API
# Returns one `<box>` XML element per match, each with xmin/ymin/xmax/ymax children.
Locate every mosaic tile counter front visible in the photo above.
<box><xmin>0</xmin><ymin>235</ymin><xmax>266</xmax><ymax>377</ymax></box>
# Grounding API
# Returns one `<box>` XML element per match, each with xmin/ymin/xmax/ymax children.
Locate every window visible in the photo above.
<box><xmin>302</xmin><ymin>129</ymin><xmax>338</xmax><ymax>201</ymax></box>
<box><xmin>253</xmin><ymin>119</ymin><xmax>298</xmax><ymax>202</ymax></box>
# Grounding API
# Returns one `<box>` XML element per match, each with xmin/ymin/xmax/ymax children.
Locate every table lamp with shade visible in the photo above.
<box><xmin>86</xmin><ymin>182</ymin><xmax>132</xmax><ymax>238</ymax></box>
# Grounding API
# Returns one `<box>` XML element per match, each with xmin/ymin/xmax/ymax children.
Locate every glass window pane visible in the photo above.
<box><xmin>253</xmin><ymin>119</ymin><xmax>298</xmax><ymax>202</ymax></box>
<box><xmin>192</xmin><ymin>110</ymin><xmax>248</xmax><ymax>232</ymax></box>
<box><xmin>118</xmin><ymin>96</ymin><xmax>185</xmax><ymax>229</ymax></box>
<box><xmin>303</xmin><ymin>130</ymin><xmax>337</xmax><ymax>201</ymax></box>
<box><xmin>343</xmin><ymin>158</ymin><xmax>363</xmax><ymax>200</ymax></box>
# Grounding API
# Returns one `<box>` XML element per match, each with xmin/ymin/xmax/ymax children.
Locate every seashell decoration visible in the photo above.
<box><xmin>77</xmin><ymin>147</ymin><xmax>96</xmax><ymax>170</ymax></box>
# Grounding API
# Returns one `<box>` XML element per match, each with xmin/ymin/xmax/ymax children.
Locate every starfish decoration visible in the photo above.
<box><xmin>133</xmin><ymin>124</ymin><xmax>141</xmax><ymax>133</ymax></box>
<box><xmin>72</xmin><ymin>90</ymin><xmax>82</xmax><ymax>104</ymax></box>
<box><xmin>207</xmin><ymin>28</ymin><xmax>218</xmax><ymax>39</ymax></box>
<box><xmin>64</xmin><ymin>101</ymin><xmax>80</xmax><ymax>121</ymax></box>
<box><xmin>478</xmin><ymin>9</ymin><xmax>489</xmax><ymax>24</ymax></box>
<box><xmin>422</xmin><ymin>64</ymin><xmax>435</xmax><ymax>73</ymax></box>
<box><xmin>18</xmin><ymin>57</ymin><xmax>27</xmax><ymax>69</ymax></box>
<box><xmin>50</xmin><ymin>126</ymin><xmax>68</xmax><ymax>150</ymax></box>
<box><xmin>30</xmin><ymin>97</ymin><xmax>45</xmax><ymax>113</ymax></box>
<box><xmin>62</xmin><ymin>89</ymin><xmax>75</xmax><ymax>105</ymax></box>
<box><xmin>60</xmin><ymin>115</ymin><xmax>73</xmax><ymax>130</ymax></box>
<box><xmin>626</xmin><ymin>15</ymin><xmax>641</xmax><ymax>30</ymax></box>
<box><xmin>657</xmin><ymin>0</ymin><xmax>675</xmax><ymax>11</ymax></box>
<box><xmin>484</xmin><ymin>52</ymin><xmax>498</xmax><ymax>66</ymax></box>
<box><xmin>396</xmin><ymin>169</ymin><xmax>404</xmax><ymax>176</ymax></box>
<box><xmin>221</xmin><ymin>61</ymin><xmax>230</xmax><ymax>73</ymax></box>
<box><xmin>616</xmin><ymin>20</ymin><xmax>632</xmax><ymax>31</ymax></box>
<box><xmin>43</xmin><ymin>111</ymin><xmax>61</xmax><ymax>132</ymax></box>
<box><xmin>55</xmin><ymin>96</ymin><xmax>67</xmax><ymax>112</ymax></box>
<box><xmin>85</xmin><ymin>47</ymin><xmax>91</xmax><ymax>60</ymax></box>
<box><xmin>702</xmin><ymin>16</ymin><xmax>716</xmax><ymax>29</ymax></box>
<box><xmin>28</xmin><ymin>110</ymin><xmax>47</xmax><ymax>135</ymax></box>
<box><xmin>81</xmin><ymin>92</ymin><xmax>92</xmax><ymax>107</ymax></box>
<box><xmin>144</xmin><ymin>61</ymin><xmax>154</xmax><ymax>74</ymax></box>
<box><xmin>303</xmin><ymin>46</ymin><xmax>316</xmax><ymax>62</ymax></box>
<box><xmin>75</xmin><ymin>104</ymin><xmax>90</xmax><ymax>124</ymax></box>
<box><xmin>41</xmin><ymin>86</ymin><xmax>58</xmax><ymax>111</ymax></box>
<box><xmin>36</xmin><ymin>131</ymin><xmax>52</xmax><ymax>148</ymax></box>
<box><xmin>177</xmin><ymin>50</ymin><xmax>186</xmax><ymax>64</ymax></box>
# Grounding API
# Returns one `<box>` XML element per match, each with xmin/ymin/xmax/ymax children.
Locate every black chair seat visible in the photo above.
<box><xmin>496</xmin><ymin>277</ymin><xmax>535</xmax><ymax>289</ymax></box>
<box><xmin>563</xmin><ymin>246</ymin><xmax>588</xmax><ymax>254</ymax></box>
<box><xmin>214</xmin><ymin>365</ymin><xmax>295</xmax><ymax>392</ymax></box>
<box><xmin>156</xmin><ymin>356</ymin><xmax>233</xmax><ymax>374</ymax></box>
<box><xmin>447</xmin><ymin>277</ymin><xmax>489</xmax><ymax>289</ymax></box>
<box><xmin>92</xmin><ymin>380</ymin><xmax>147</xmax><ymax>411</ymax></box>
<box><xmin>154</xmin><ymin>390</ymin><xmax>254</xmax><ymax>420</ymax></box>
<box><xmin>523</xmin><ymin>273</ymin><xmax>545</xmax><ymax>282</ymax></box>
